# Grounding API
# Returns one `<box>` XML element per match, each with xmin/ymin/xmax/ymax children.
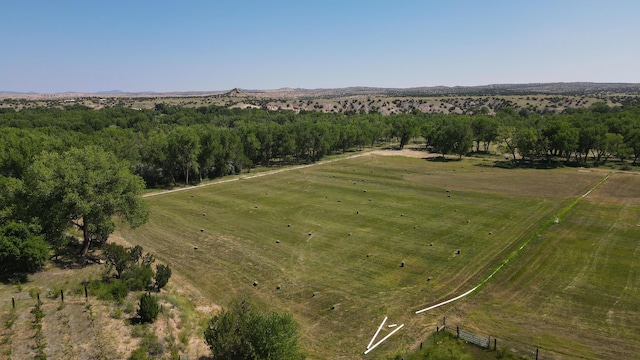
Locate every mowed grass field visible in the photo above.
<box><xmin>119</xmin><ymin>154</ymin><xmax>631</xmax><ymax>359</ymax></box>
<box><xmin>462</xmin><ymin>171</ymin><xmax>640</xmax><ymax>359</ymax></box>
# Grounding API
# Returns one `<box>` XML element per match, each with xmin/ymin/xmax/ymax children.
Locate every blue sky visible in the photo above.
<box><xmin>2</xmin><ymin>0</ymin><xmax>639</xmax><ymax>93</ymax></box>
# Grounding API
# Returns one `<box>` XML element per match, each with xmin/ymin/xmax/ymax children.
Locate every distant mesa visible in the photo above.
<box><xmin>225</xmin><ymin>88</ymin><xmax>244</xmax><ymax>97</ymax></box>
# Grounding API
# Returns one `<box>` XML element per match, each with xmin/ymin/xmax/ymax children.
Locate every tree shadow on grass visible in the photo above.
<box><xmin>426</xmin><ymin>156</ymin><xmax>462</xmax><ymax>162</ymax></box>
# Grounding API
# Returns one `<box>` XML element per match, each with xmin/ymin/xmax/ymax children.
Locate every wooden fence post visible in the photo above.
<box><xmin>456</xmin><ymin>326</ymin><xmax>459</xmax><ymax>338</ymax></box>
<box><xmin>536</xmin><ymin>347</ymin><xmax>539</xmax><ymax>360</ymax></box>
<box><xmin>84</xmin><ymin>285</ymin><xmax>88</xmax><ymax>298</ymax></box>
<box><xmin>37</xmin><ymin>293</ymin><xmax>40</xmax><ymax>306</ymax></box>
<box><xmin>12</xmin><ymin>297</ymin><xmax>15</xmax><ymax>309</ymax></box>
<box><xmin>494</xmin><ymin>338</ymin><xmax>497</xmax><ymax>351</ymax></box>
<box><xmin>443</xmin><ymin>316</ymin><xmax>446</xmax><ymax>326</ymax></box>
<box><xmin>61</xmin><ymin>289</ymin><xmax>64</xmax><ymax>302</ymax></box>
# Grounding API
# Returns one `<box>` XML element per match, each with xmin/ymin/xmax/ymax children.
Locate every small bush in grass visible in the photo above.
<box><xmin>138</xmin><ymin>293</ymin><xmax>159</xmax><ymax>323</ymax></box>
<box><xmin>109</xmin><ymin>281</ymin><xmax>129</xmax><ymax>303</ymax></box>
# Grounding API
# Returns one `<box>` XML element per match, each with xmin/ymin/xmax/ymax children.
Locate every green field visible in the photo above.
<box><xmin>118</xmin><ymin>154</ymin><xmax>637</xmax><ymax>359</ymax></box>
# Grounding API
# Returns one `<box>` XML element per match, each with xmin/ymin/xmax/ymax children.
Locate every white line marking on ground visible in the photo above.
<box><xmin>364</xmin><ymin>324</ymin><xmax>404</xmax><ymax>355</ymax></box>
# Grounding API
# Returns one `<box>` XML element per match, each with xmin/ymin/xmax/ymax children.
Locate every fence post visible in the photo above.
<box><xmin>436</xmin><ymin>326</ymin><xmax>439</xmax><ymax>332</ymax></box>
<box><xmin>443</xmin><ymin>316</ymin><xmax>446</xmax><ymax>326</ymax></box>
<box><xmin>494</xmin><ymin>338</ymin><xmax>497</xmax><ymax>351</ymax></box>
<box><xmin>12</xmin><ymin>297</ymin><xmax>15</xmax><ymax>309</ymax></box>
<box><xmin>61</xmin><ymin>289</ymin><xmax>64</xmax><ymax>302</ymax></box>
<box><xmin>84</xmin><ymin>285</ymin><xmax>88</xmax><ymax>298</ymax></box>
<box><xmin>488</xmin><ymin>335</ymin><xmax>491</xmax><ymax>349</ymax></box>
<box><xmin>536</xmin><ymin>347</ymin><xmax>539</xmax><ymax>360</ymax></box>
<box><xmin>37</xmin><ymin>293</ymin><xmax>40</xmax><ymax>306</ymax></box>
<box><xmin>456</xmin><ymin>326</ymin><xmax>459</xmax><ymax>338</ymax></box>
<box><xmin>420</xmin><ymin>342</ymin><xmax>423</xmax><ymax>350</ymax></box>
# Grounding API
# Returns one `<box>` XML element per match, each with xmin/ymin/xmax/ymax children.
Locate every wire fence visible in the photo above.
<box><xmin>435</xmin><ymin>317</ymin><xmax>549</xmax><ymax>360</ymax></box>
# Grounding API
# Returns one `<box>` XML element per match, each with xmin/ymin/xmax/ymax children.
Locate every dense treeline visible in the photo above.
<box><xmin>1</xmin><ymin>103</ymin><xmax>640</xmax><ymax>188</ymax></box>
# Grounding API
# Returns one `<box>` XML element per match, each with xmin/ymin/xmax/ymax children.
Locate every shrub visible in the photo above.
<box><xmin>155</xmin><ymin>264</ymin><xmax>172</xmax><ymax>291</ymax></box>
<box><xmin>204</xmin><ymin>298</ymin><xmax>304</xmax><ymax>360</ymax></box>
<box><xmin>138</xmin><ymin>293</ymin><xmax>159</xmax><ymax>323</ymax></box>
<box><xmin>123</xmin><ymin>264</ymin><xmax>154</xmax><ymax>291</ymax></box>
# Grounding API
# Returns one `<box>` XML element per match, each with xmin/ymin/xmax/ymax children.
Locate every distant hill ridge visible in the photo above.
<box><xmin>2</xmin><ymin>82</ymin><xmax>640</xmax><ymax>97</ymax></box>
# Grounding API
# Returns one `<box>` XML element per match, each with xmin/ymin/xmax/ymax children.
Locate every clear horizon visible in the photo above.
<box><xmin>2</xmin><ymin>1</ymin><xmax>640</xmax><ymax>93</ymax></box>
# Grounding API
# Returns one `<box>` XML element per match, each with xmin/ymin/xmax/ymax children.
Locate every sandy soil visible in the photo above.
<box><xmin>370</xmin><ymin>148</ymin><xmax>438</xmax><ymax>159</ymax></box>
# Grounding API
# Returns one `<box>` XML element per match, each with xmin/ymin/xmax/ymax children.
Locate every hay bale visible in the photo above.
<box><xmin>429</xmin><ymin>243</ymin><xmax>433</xmax><ymax>246</ymax></box>
<box><xmin>276</xmin><ymin>285</ymin><xmax>281</xmax><ymax>290</ymax></box>
<box><xmin>456</xmin><ymin>249</ymin><xmax>461</xmax><ymax>255</ymax></box>
<box><xmin>287</xmin><ymin>224</ymin><xmax>291</xmax><ymax>227</ymax></box>
<box><xmin>413</xmin><ymin>225</ymin><xmax>417</xmax><ymax>229</ymax></box>
<box><xmin>194</xmin><ymin>246</ymin><xmax>198</xmax><ymax>250</ymax></box>
<box><xmin>337</xmin><ymin>199</ymin><xmax>342</xmax><ymax>202</ymax></box>
<box><xmin>312</xmin><ymin>292</ymin><xmax>318</xmax><ymax>297</ymax></box>
<box><xmin>466</xmin><ymin>220</ymin><xmax>471</xmax><ymax>224</ymax></box>
<box><xmin>427</xmin><ymin>277</ymin><xmax>431</xmax><ymax>281</ymax></box>
<box><xmin>200</xmin><ymin>229</ymin><xmax>204</xmax><ymax>232</ymax></box>
<box><xmin>368</xmin><ymin>198</ymin><xmax>373</xmax><ymax>201</ymax></box>
<box><xmin>363</xmin><ymin>190</ymin><xmax>367</xmax><ymax>193</ymax></box>
<box><xmin>308</xmin><ymin>232</ymin><xmax>312</xmax><ymax>236</ymax></box>
<box><xmin>400</xmin><ymin>214</ymin><xmax>404</xmax><ymax>217</ymax></box>
<box><xmin>331</xmin><ymin>305</ymin><xmax>336</xmax><ymax>310</ymax></box>
<box><xmin>356</xmin><ymin>210</ymin><xmax>359</xmax><ymax>214</ymax></box>
<box><xmin>447</xmin><ymin>194</ymin><xmax>451</xmax><ymax>198</ymax></box>
<box><xmin>366</xmin><ymin>253</ymin><xmax>370</xmax><ymax>257</ymax></box>
<box><xmin>275</xmin><ymin>240</ymin><xmax>280</xmax><ymax>244</ymax></box>
<box><xmin>253</xmin><ymin>281</ymin><xmax>258</xmax><ymax>287</ymax></box>
<box><xmin>400</xmin><ymin>261</ymin><xmax>405</xmax><ymax>268</ymax></box>
<box><xmin>348</xmin><ymin>233</ymin><xmax>352</xmax><ymax>236</ymax></box>
<box><xmin>488</xmin><ymin>231</ymin><xmax>492</xmax><ymax>235</ymax></box>
<box><xmin>202</xmin><ymin>213</ymin><xmax>206</xmax><ymax>216</ymax></box>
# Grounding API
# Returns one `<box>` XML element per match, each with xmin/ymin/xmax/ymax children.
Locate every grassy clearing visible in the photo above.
<box><xmin>119</xmin><ymin>154</ymin><xmax>610</xmax><ymax>359</ymax></box>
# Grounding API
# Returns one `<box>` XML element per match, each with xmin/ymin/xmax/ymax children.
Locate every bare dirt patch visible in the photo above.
<box><xmin>370</xmin><ymin>148</ymin><xmax>438</xmax><ymax>159</ymax></box>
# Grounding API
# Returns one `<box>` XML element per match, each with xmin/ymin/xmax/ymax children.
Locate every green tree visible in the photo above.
<box><xmin>204</xmin><ymin>299</ymin><xmax>304</xmax><ymax>360</ymax></box>
<box><xmin>104</xmin><ymin>243</ymin><xmax>132</xmax><ymax>279</ymax></box>
<box><xmin>138</xmin><ymin>293</ymin><xmax>159</xmax><ymax>323</ymax></box>
<box><xmin>167</xmin><ymin>127</ymin><xmax>201</xmax><ymax>185</ymax></box>
<box><xmin>22</xmin><ymin>146</ymin><xmax>149</xmax><ymax>256</ymax></box>
<box><xmin>154</xmin><ymin>264</ymin><xmax>172</xmax><ymax>291</ymax></box>
<box><xmin>0</xmin><ymin>222</ymin><xmax>49</xmax><ymax>275</ymax></box>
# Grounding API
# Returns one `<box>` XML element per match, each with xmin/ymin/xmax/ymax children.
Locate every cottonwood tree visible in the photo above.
<box><xmin>22</xmin><ymin>146</ymin><xmax>149</xmax><ymax>256</ymax></box>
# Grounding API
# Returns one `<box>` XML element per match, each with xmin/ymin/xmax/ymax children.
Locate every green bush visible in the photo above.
<box><xmin>123</xmin><ymin>264</ymin><xmax>154</xmax><ymax>291</ymax></box>
<box><xmin>109</xmin><ymin>281</ymin><xmax>129</xmax><ymax>303</ymax></box>
<box><xmin>154</xmin><ymin>264</ymin><xmax>172</xmax><ymax>291</ymax></box>
<box><xmin>204</xmin><ymin>298</ymin><xmax>304</xmax><ymax>360</ymax></box>
<box><xmin>138</xmin><ymin>294</ymin><xmax>159</xmax><ymax>323</ymax></box>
